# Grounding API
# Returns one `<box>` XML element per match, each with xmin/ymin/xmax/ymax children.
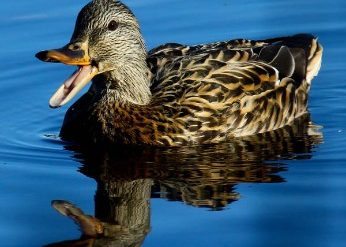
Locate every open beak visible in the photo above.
<box><xmin>35</xmin><ymin>43</ymin><xmax>99</xmax><ymax>108</ymax></box>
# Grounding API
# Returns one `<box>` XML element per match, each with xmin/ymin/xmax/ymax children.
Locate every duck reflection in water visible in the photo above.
<box><xmin>44</xmin><ymin>114</ymin><xmax>322</xmax><ymax>247</ymax></box>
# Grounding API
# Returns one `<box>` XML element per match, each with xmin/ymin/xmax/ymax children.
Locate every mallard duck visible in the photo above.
<box><xmin>36</xmin><ymin>0</ymin><xmax>323</xmax><ymax>146</ymax></box>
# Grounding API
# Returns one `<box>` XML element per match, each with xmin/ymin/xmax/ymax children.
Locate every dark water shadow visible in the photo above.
<box><xmin>44</xmin><ymin>114</ymin><xmax>322</xmax><ymax>247</ymax></box>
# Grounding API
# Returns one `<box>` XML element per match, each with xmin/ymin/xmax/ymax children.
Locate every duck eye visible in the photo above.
<box><xmin>108</xmin><ymin>20</ymin><xmax>118</xmax><ymax>31</ymax></box>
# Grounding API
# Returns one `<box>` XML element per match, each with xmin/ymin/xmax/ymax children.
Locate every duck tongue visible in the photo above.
<box><xmin>49</xmin><ymin>65</ymin><xmax>98</xmax><ymax>108</ymax></box>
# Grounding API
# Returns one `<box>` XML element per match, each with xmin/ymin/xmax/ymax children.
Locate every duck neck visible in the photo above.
<box><xmin>91</xmin><ymin>58</ymin><xmax>152</xmax><ymax>105</ymax></box>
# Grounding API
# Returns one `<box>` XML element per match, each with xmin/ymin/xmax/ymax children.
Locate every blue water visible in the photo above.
<box><xmin>1</xmin><ymin>0</ymin><xmax>346</xmax><ymax>246</ymax></box>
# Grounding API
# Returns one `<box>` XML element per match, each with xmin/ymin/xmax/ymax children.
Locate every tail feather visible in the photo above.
<box><xmin>306</xmin><ymin>38</ymin><xmax>323</xmax><ymax>83</ymax></box>
<box><xmin>281</xmin><ymin>34</ymin><xmax>323</xmax><ymax>84</ymax></box>
<box><xmin>261</xmin><ymin>34</ymin><xmax>323</xmax><ymax>86</ymax></box>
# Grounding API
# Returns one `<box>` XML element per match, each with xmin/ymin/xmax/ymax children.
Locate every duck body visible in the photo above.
<box><xmin>36</xmin><ymin>0</ymin><xmax>323</xmax><ymax>146</ymax></box>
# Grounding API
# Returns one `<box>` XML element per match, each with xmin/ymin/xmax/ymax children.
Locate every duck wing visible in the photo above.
<box><xmin>148</xmin><ymin>34</ymin><xmax>321</xmax><ymax>88</ymax></box>
<box><xmin>146</xmin><ymin>34</ymin><xmax>322</xmax><ymax>141</ymax></box>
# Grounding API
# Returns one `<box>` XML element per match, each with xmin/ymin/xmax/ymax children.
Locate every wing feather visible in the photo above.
<box><xmin>146</xmin><ymin>34</ymin><xmax>322</xmax><ymax>142</ymax></box>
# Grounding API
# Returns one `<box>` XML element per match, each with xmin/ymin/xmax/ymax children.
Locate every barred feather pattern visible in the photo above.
<box><xmin>52</xmin><ymin>0</ymin><xmax>324</xmax><ymax>146</ymax></box>
<box><xmin>79</xmin><ymin>35</ymin><xmax>323</xmax><ymax>146</ymax></box>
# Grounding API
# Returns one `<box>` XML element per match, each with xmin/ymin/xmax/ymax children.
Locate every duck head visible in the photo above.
<box><xmin>36</xmin><ymin>0</ymin><xmax>149</xmax><ymax>108</ymax></box>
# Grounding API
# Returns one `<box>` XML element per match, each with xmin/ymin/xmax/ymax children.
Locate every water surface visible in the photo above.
<box><xmin>1</xmin><ymin>0</ymin><xmax>346</xmax><ymax>246</ymax></box>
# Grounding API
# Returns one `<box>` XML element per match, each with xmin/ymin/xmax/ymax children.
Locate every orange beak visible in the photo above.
<box><xmin>35</xmin><ymin>43</ymin><xmax>99</xmax><ymax>108</ymax></box>
<box><xmin>35</xmin><ymin>42</ymin><xmax>91</xmax><ymax>65</ymax></box>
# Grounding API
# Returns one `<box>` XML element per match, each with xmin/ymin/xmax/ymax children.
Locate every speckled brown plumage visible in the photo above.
<box><xmin>36</xmin><ymin>0</ymin><xmax>323</xmax><ymax>146</ymax></box>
